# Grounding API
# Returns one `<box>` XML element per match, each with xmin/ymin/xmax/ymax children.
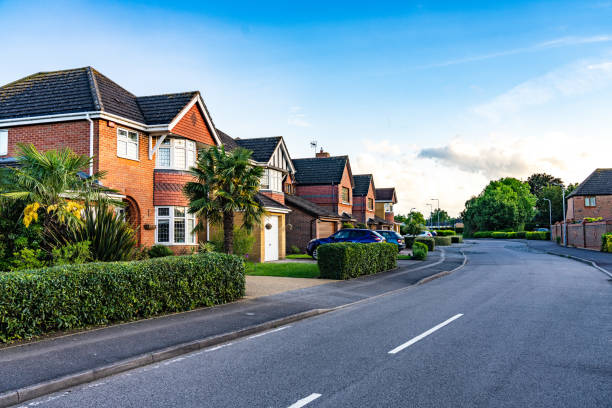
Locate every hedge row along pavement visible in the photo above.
<box><xmin>433</xmin><ymin>236</ymin><xmax>452</xmax><ymax>246</ymax></box>
<box><xmin>472</xmin><ymin>231</ymin><xmax>550</xmax><ymax>240</ymax></box>
<box><xmin>451</xmin><ymin>235</ymin><xmax>463</xmax><ymax>244</ymax></box>
<box><xmin>415</xmin><ymin>237</ymin><xmax>435</xmax><ymax>251</ymax></box>
<box><xmin>317</xmin><ymin>242</ymin><xmax>397</xmax><ymax>280</ymax></box>
<box><xmin>0</xmin><ymin>253</ymin><xmax>245</xmax><ymax>343</ymax></box>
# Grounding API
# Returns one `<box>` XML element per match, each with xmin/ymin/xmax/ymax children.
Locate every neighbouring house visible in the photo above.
<box><xmin>375</xmin><ymin>187</ymin><xmax>400</xmax><ymax>232</ymax></box>
<box><xmin>0</xmin><ymin>67</ymin><xmax>223</xmax><ymax>252</ymax></box>
<box><xmin>565</xmin><ymin>168</ymin><xmax>612</xmax><ymax>221</ymax></box>
<box><xmin>216</xmin><ymin>129</ymin><xmax>293</xmax><ymax>262</ymax></box>
<box><xmin>285</xmin><ymin>194</ymin><xmax>342</xmax><ymax>252</ymax></box>
<box><xmin>352</xmin><ymin>174</ymin><xmax>377</xmax><ymax>226</ymax></box>
<box><xmin>292</xmin><ymin>149</ymin><xmax>356</xmax><ymax>226</ymax></box>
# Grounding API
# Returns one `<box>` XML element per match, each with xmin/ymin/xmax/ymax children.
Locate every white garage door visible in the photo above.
<box><xmin>264</xmin><ymin>215</ymin><xmax>279</xmax><ymax>261</ymax></box>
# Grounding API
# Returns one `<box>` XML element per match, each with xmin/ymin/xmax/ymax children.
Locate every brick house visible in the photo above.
<box><xmin>292</xmin><ymin>150</ymin><xmax>356</xmax><ymax>224</ymax></box>
<box><xmin>285</xmin><ymin>194</ymin><xmax>342</xmax><ymax>252</ymax></box>
<box><xmin>0</xmin><ymin>67</ymin><xmax>225</xmax><ymax>252</ymax></box>
<box><xmin>375</xmin><ymin>187</ymin><xmax>400</xmax><ymax>232</ymax></box>
<box><xmin>565</xmin><ymin>168</ymin><xmax>612</xmax><ymax>221</ymax></box>
<box><xmin>216</xmin><ymin>130</ymin><xmax>293</xmax><ymax>261</ymax></box>
<box><xmin>352</xmin><ymin>174</ymin><xmax>376</xmax><ymax>226</ymax></box>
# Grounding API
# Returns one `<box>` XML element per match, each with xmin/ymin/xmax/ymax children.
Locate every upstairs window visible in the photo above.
<box><xmin>260</xmin><ymin>168</ymin><xmax>283</xmax><ymax>192</ymax></box>
<box><xmin>367</xmin><ymin>198</ymin><xmax>374</xmax><ymax>211</ymax></box>
<box><xmin>117</xmin><ymin>128</ymin><xmax>139</xmax><ymax>160</ymax></box>
<box><xmin>156</xmin><ymin>138</ymin><xmax>197</xmax><ymax>170</ymax></box>
<box><xmin>341</xmin><ymin>187</ymin><xmax>350</xmax><ymax>204</ymax></box>
<box><xmin>384</xmin><ymin>203</ymin><xmax>393</xmax><ymax>213</ymax></box>
<box><xmin>585</xmin><ymin>197</ymin><xmax>597</xmax><ymax>207</ymax></box>
<box><xmin>0</xmin><ymin>130</ymin><xmax>7</xmax><ymax>156</ymax></box>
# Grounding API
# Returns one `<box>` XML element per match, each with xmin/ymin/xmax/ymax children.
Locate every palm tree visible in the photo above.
<box><xmin>184</xmin><ymin>146</ymin><xmax>266</xmax><ymax>254</ymax></box>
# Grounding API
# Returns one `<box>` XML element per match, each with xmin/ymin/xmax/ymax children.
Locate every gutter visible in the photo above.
<box><xmin>86</xmin><ymin>114</ymin><xmax>94</xmax><ymax>176</ymax></box>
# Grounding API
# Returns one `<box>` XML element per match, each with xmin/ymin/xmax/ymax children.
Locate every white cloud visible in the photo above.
<box><xmin>287</xmin><ymin>106</ymin><xmax>312</xmax><ymax>127</ymax></box>
<box><xmin>473</xmin><ymin>59</ymin><xmax>612</xmax><ymax>121</ymax></box>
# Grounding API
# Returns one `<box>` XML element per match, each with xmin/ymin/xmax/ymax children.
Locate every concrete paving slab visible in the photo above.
<box><xmin>245</xmin><ymin>275</ymin><xmax>336</xmax><ymax>298</ymax></box>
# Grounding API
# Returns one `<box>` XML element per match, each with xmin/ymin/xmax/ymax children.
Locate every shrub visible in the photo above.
<box><xmin>584</xmin><ymin>217</ymin><xmax>603</xmax><ymax>223</ymax></box>
<box><xmin>198</xmin><ymin>242</ymin><xmax>216</xmax><ymax>254</ymax></box>
<box><xmin>404</xmin><ymin>236</ymin><xmax>415</xmax><ymax>248</ymax></box>
<box><xmin>355</xmin><ymin>223</ymin><xmax>367</xmax><ymax>229</ymax></box>
<box><xmin>434</xmin><ymin>236</ymin><xmax>452</xmax><ymax>246</ymax></box>
<box><xmin>435</xmin><ymin>230</ymin><xmax>455</xmax><ymax>236</ymax></box>
<box><xmin>342</xmin><ymin>222</ymin><xmax>354</xmax><ymax>229</ymax></box>
<box><xmin>317</xmin><ymin>242</ymin><xmax>397</xmax><ymax>280</ymax></box>
<box><xmin>51</xmin><ymin>241</ymin><xmax>91</xmax><ymax>266</ymax></box>
<box><xmin>526</xmin><ymin>231</ymin><xmax>550</xmax><ymax>240</ymax></box>
<box><xmin>411</xmin><ymin>242</ymin><xmax>428</xmax><ymax>260</ymax></box>
<box><xmin>473</xmin><ymin>231</ymin><xmax>493</xmax><ymax>238</ymax></box>
<box><xmin>289</xmin><ymin>245</ymin><xmax>302</xmax><ymax>255</ymax></box>
<box><xmin>514</xmin><ymin>231</ymin><xmax>526</xmax><ymax>239</ymax></box>
<box><xmin>148</xmin><ymin>244</ymin><xmax>174</xmax><ymax>258</ymax></box>
<box><xmin>601</xmin><ymin>233</ymin><xmax>612</xmax><ymax>252</ymax></box>
<box><xmin>415</xmin><ymin>237</ymin><xmax>435</xmax><ymax>251</ymax></box>
<box><xmin>491</xmin><ymin>232</ymin><xmax>508</xmax><ymax>239</ymax></box>
<box><xmin>451</xmin><ymin>235</ymin><xmax>463</xmax><ymax>244</ymax></box>
<box><xmin>10</xmin><ymin>248</ymin><xmax>46</xmax><ymax>271</ymax></box>
<box><xmin>0</xmin><ymin>253</ymin><xmax>245</xmax><ymax>342</ymax></box>
<box><xmin>210</xmin><ymin>227</ymin><xmax>256</xmax><ymax>257</ymax></box>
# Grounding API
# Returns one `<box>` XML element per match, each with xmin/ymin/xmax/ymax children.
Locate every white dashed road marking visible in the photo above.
<box><xmin>287</xmin><ymin>393</ymin><xmax>322</xmax><ymax>408</ymax></box>
<box><xmin>388</xmin><ymin>314</ymin><xmax>464</xmax><ymax>354</ymax></box>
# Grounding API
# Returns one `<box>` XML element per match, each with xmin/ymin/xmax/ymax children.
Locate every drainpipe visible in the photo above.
<box><xmin>86</xmin><ymin>114</ymin><xmax>94</xmax><ymax>176</ymax></box>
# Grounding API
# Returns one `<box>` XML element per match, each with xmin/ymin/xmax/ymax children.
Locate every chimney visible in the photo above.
<box><xmin>316</xmin><ymin>147</ymin><xmax>330</xmax><ymax>158</ymax></box>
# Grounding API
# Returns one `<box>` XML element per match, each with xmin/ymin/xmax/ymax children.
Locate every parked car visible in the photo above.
<box><xmin>376</xmin><ymin>230</ymin><xmax>406</xmax><ymax>251</ymax></box>
<box><xmin>307</xmin><ymin>229</ymin><xmax>386</xmax><ymax>259</ymax></box>
<box><xmin>535</xmin><ymin>228</ymin><xmax>550</xmax><ymax>232</ymax></box>
<box><xmin>417</xmin><ymin>231</ymin><xmax>433</xmax><ymax>237</ymax></box>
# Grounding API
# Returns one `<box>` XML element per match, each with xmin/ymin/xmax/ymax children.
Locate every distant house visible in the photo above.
<box><xmin>566</xmin><ymin>168</ymin><xmax>612</xmax><ymax>221</ymax></box>
<box><xmin>375</xmin><ymin>187</ymin><xmax>400</xmax><ymax>232</ymax></box>
<box><xmin>352</xmin><ymin>174</ymin><xmax>376</xmax><ymax>226</ymax></box>
<box><xmin>285</xmin><ymin>194</ymin><xmax>342</xmax><ymax>252</ymax></box>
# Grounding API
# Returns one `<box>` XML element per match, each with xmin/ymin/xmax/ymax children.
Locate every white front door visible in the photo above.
<box><xmin>264</xmin><ymin>215</ymin><xmax>279</xmax><ymax>261</ymax></box>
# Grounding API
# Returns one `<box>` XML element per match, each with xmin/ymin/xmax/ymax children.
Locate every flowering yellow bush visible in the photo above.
<box><xmin>23</xmin><ymin>200</ymin><xmax>84</xmax><ymax>228</ymax></box>
<box><xmin>23</xmin><ymin>202</ymin><xmax>40</xmax><ymax>228</ymax></box>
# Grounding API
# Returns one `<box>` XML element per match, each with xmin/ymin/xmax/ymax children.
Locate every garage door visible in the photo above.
<box><xmin>318</xmin><ymin>221</ymin><xmax>336</xmax><ymax>238</ymax></box>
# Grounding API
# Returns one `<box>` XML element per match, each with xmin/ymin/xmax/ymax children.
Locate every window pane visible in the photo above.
<box><xmin>174</xmin><ymin>219</ymin><xmax>185</xmax><ymax>243</ymax></box>
<box><xmin>187</xmin><ymin>219</ymin><xmax>195</xmax><ymax>243</ymax></box>
<box><xmin>118</xmin><ymin>129</ymin><xmax>127</xmax><ymax>138</ymax></box>
<box><xmin>117</xmin><ymin>140</ymin><xmax>127</xmax><ymax>156</ymax></box>
<box><xmin>174</xmin><ymin>207</ymin><xmax>185</xmax><ymax>218</ymax></box>
<box><xmin>157</xmin><ymin>207</ymin><xmax>170</xmax><ymax>217</ymax></box>
<box><xmin>158</xmin><ymin>147</ymin><xmax>170</xmax><ymax>167</ymax></box>
<box><xmin>128</xmin><ymin>131</ymin><xmax>138</xmax><ymax>142</ymax></box>
<box><xmin>174</xmin><ymin>146</ymin><xmax>186</xmax><ymax>169</ymax></box>
<box><xmin>127</xmin><ymin>142</ymin><xmax>138</xmax><ymax>159</ymax></box>
<box><xmin>157</xmin><ymin>219</ymin><xmax>170</xmax><ymax>242</ymax></box>
<box><xmin>261</xmin><ymin>169</ymin><xmax>270</xmax><ymax>189</ymax></box>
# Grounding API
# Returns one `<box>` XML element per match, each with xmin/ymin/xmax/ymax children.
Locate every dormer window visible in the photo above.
<box><xmin>156</xmin><ymin>138</ymin><xmax>196</xmax><ymax>170</ymax></box>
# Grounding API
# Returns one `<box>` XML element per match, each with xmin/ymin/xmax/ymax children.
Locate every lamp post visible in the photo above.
<box><xmin>542</xmin><ymin>198</ymin><xmax>552</xmax><ymax>241</ymax></box>
<box><xmin>552</xmin><ymin>183</ymin><xmax>567</xmax><ymax>246</ymax></box>
<box><xmin>426</xmin><ymin>203</ymin><xmax>433</xmax><ymax>229</ymax></box>
<box><xmin>431</xmin><ymin>198</ymin><xmax>440</xmax><ymax>228</ymax></box>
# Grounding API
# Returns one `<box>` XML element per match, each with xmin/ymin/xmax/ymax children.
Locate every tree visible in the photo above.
<box><xmin>527</xmin><ymin>173</ymin><xmax>562</xmax><ymax>196</ymax></box>
<box><xmin>462</xmin><ymin>177</ymin><xmax>536</xmax><ymax>234</ymax></box>
<box><xmin>397</xmin><ymin>211</ymin><xmax>425</xmax><ymax>235</ymax></box>
<box><xmin>429</xmin><ymin>208</ymin><xmax>450</xmax><ymax>226</ymax></box>
<box><xmin>184</xmin><ymin>146</ymin><xmax>266</xmax><ymax>254</ymax></box>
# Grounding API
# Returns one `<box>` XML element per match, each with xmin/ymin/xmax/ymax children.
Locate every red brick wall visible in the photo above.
<box><xmin>567</xmin><ymin>195</ymin><xmax>612</xmax><ymax>220</ymax></box>
<box><xmin>153</xmin><ymin>170</ymin><xmax>193</xmax><ymax>206</ymax></box>
<box><xmin>385</xmin><ymin>212</ymin><xmax>395</xmax><ymax>223</ymax></box>
<box><xmin>554</xmin><ymin>220</ymin><xmax>612</xmax><ymax>249</ymax></box>
<box><xmin>260</xmin><ymin>191</ymin><xmax>285</xmax><ymax>205</ymax></box>
<box><xmin>352</xmin><ymin>180</ymin><xmax>375</xmax><ymax>223</ymax></box>
<box><xmin>171</xmin><ymin>104</ymin><xmax>216</xmax><ymax>146</ymax></box>
<box><xmin>4</xmin><ymin>121</ymin><xmax>90</xmax><ymax>157</ymax></box>
<box><xmin>295</xmin><ymin>165</ymin><xmax>353</xmax><ymax>216</ymax></box>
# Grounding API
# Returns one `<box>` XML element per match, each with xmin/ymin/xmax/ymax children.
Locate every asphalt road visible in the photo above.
<box><xmin>16</xmin><ymin>240</ymin><xmax>612</xmax><ymax>407</ymax></box>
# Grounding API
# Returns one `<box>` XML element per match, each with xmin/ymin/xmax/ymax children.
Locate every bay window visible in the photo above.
<box><xmin>155</xmin><ymin>206</ymin><xmax>196</xmax><ymax>244</ymax></box>
<box><xmin>156</xmin><ymin>138</ymin><xmax>197</xmax><ymax>170</ymax></box>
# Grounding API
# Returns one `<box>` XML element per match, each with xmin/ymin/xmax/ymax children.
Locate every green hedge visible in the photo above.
<box><xmin>404</xmin><ymin>236</ymin><xmax>415</xmax><ymax>248</ymax></box>
<box><xmin>451</xmin><ymin>235</ymin><xmax>463</xmax><ymax>244</ymax></box>
<box><xmin>491</xmin><ymin>231</ymin><xmax>508</xmax><ymax>239</ymax></box>
<box><xmin>317</xmin><ymin>242</ymin><xmax>397</xmax><ymax>280</ymax></box>
<box><xmin>412</xmin><ymin>242</ymin><xmax>428</xmax><ymax>260</ymax></box>
<box><xmin>526</xmin><ymin>231</ymin><xmax>550</xmax><ymax>240</ymax></box>
<box><xmin>473</xmin><ymin>231</ymin><xmax>528</xmax><ymax>239</ymax></box>
<box><xmin>434</xmin><ymin>230</ymin><xmax>456</xmax><ymax>236</ymax></box>
<box><xmin>433</xmin><ymin>236</ymin><xmax>452</xmax><ymax>246</ymax></box>
<box><xmin>473</xmin><ymin>231</ymin><xmax>493</xmax><ymax>238</ymax></box>
<box><xmin>601</xmin><ymin>233</ymin><xmax>612</xmax><ymax>252</ymax></box>
<box><xmin>415</xmin><ymin>237</ymin><xmax>435</xmax><ymax>251</ymax></box>
<box><xmin>0</xmin><ymin>253</ymin><xmax>245</xmax><ymax>343</ymax></box>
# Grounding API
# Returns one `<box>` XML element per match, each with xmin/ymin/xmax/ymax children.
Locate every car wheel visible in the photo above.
<box><xmin>312</xmin><ymin>248</ymin><xmax>318</xmax><ymax>260</ymax></box>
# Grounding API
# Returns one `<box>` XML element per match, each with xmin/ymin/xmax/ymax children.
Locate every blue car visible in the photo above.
<box><xmin>307</xmin><ymin>229</ymin><xmax>386</xmax><ymax>259</ymax></box>
<box><xmin>375</xmin><ymin>230</ymin><xmax>406</xmax><ymax>251</ymax></box>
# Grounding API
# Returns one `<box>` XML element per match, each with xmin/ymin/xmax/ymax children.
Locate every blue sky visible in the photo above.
<box><xmin>2</xmin><ymin>0</ymin><xmax>611</xmax><ymax>216</ymax></box>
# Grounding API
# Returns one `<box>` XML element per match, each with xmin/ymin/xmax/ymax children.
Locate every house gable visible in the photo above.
<box><xmin>267</xmin><ymin>138</ymin><xmax>295</xmax><ymax>173</ymax></box>
<box><xmin>170</xmin><ymin>102</ymin><xmax>216</xmax><ymax>146</ymax></box>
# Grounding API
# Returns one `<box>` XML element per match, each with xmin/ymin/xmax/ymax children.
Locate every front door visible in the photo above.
<box><xmin>264</xmin><ymin>215</ymin><xmax>279</xmax><ymax>261</ymax></box>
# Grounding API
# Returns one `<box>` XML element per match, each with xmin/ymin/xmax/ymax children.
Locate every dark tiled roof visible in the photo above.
<box><xmin>375</xmin><ymin>187</ymin><xmax>396</xmax><ymax>201</ymax></box>
<box><xmin>285</xmin><ymin>194</ymin><xmax>341</xmax><ymax>218</ymax></box>
<box><xmin>353</xmin><ymin>174</ymin><xmax>373</xmax><ymax>196</ymax></box>
<box><xmin>0</xmin><ymin>67</ymin><xmax>198</xmax><ymax>125</ymax></box>
<box><xmin>256</xmin><ymin>193</ymin><xmax>289</xmax><ymax>210</ymax></box>
<box><xmin>341</xmin><ymin>212</ymin><xmax>356</xmax><ymax>221</ymax></box>
<box><xmin>136</xmin><ymin>92</ymin><xmax>197</xmax><ymax>125</ymax></box>
<box><xmin>292</xmin><ymin>156</ymin><xmax>349</xmax><ymax>185</ymax></box>
<box><xmin>235</xmin><ymin>137</ymin><xmax>281</xmax><ymax>162</ymax></box>
<box><xmin>215</xmin><ymin>128</ymin><xmax>239</xmax><ymax>151</ymax></box>
<box><xmin>568</xmin><ymin>168</ymin><xmax>612</xmax><ymax>197</ymax></box>
<box><xmin>368</xmin><ymin>215</ymin><xmax>392</xmax><ymax>225</ymax></box>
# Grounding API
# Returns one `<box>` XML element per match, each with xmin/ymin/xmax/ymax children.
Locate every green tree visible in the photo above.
<box><xmin>398</xmin><ymin>211</ymin><xmax>425</xmax><ymax>235</ymax></box>
<box><xmin>184</xmin><ymin>146</ymin><xmax>266</xmax><ymax>254</ymax></box>
<box><xmin>429</xmin><ymin>208</ymin><xmax>450</xmax><ymax>226</ymax></box>
<box><xmin>527</xmin><ymin>173</ymin><xmax>562</xmax><ymax>196</ymax></box>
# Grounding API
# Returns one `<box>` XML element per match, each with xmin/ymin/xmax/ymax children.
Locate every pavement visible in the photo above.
<box><xmin>245</xmin><ymin>275</ymin><xmax>336</xmax><ymax>298</ymax></box>
<box><xmin>0</xmin><ymin>246</ymin><xmax>463</xmax><ymax>404</ymax></box>
<box><xmin>523</xmin><ymin>239</ymin><xmax>612</xmax><ymax>275</ymax></box>
<box><xmin>14</xmin><ymin>239</ymin><xmax>611</xmax><ymax>408</ymax></box>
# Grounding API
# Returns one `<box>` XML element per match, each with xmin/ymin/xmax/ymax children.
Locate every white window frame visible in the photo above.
<box><xmin>384</xmin><ymin>203</ymin><xmax>394</xmax><ymax>212</ymax></box>
<box><xmin>155</xmin><ymin>206</ymin><xmax>197</xmax><ymax>245</ymax></box>
<box><xmin>367</xmin><ymin>198</ymin><xmax>374</xmax><ymax>211</ymax></box>
<box><xmin>585</xmin><ymin>197</ymin><xmax>596</xmax><ymax>207</ymax></box>
<box><xmin>117</xmin><ymin>127</ymin><xmax>139</xmax><ymax>160</ymax></box>
<box><xmin>0</xmin><ymin>130</ymin><xmax>7</xmax><ymax>156</ymax></box>
<box><xmin>260</xmin><ymin>168</ymin><xmax>283</xmax><ymax>193</ymax></box>
<box><xmin>155</xmin><ymin>138</ymin><xmax>197</xmax><ymax>170</ymax></box>
<box><xmin>341</xmin><ymin>187</ymin><xmax>351</xmax><ymax>204</ymax></box>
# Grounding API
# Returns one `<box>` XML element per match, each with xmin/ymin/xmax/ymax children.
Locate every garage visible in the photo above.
<box><xmin>318</xmin><ymin>219</ymin><xmax>337</xmax><ymax>238</ymax></box>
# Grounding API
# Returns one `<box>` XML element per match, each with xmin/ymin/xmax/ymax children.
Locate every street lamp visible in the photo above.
<box><xmin>431</xmin><ymin>198</ymin><xmax>440</xmax><ymax>228</ymax></box>
<box><xmin>426</xmin><ymin>203</ymin><xmax>433</xmax><ymax>229</ymax></box>
<box><xmin>542</xmin><ymin>198</ymin><xmax>552</xmax><ymax>241</ymax></box>
<box><xmin>551</xmin><ymin>183</ymin><xmax>567</xmax><ymax>246</ymax></box>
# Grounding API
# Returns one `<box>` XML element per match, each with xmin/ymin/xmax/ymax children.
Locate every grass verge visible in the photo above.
<box><xmin>286</xmin><ymin>254</ymin><xmax>313</xmax><ymax>259</ymax></box>
<box><xmin>245</xmin><ymin>262</ymin><xmax>320</xmax><ymax>278</ymax></box>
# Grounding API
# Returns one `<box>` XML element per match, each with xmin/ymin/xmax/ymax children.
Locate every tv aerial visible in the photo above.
<box><xmin>310</xmin><ymin>140</ymin><xmax>317</xmax><ymax>152</ymax></box>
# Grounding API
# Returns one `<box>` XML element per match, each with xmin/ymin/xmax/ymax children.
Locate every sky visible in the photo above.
<box><xmin>1</xmin><ymin>0</ymin><xmax>611</xmax><ymax>217</ymax></box>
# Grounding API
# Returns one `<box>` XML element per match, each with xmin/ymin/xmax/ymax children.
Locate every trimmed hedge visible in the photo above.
<box><xmin>404</xmin><ymin>236</ymin><xmax>415</xmax><ymax>248</ymax></box>
<box><xmin>473</xmin><ymin>231</ymin><xmax>493</xmax><ymax>238</ymax></box>
<box><xmin>451</xmin><ymin>235</ymin><xmax>463</xmax><ymax>244</ymax></box>
<box><xmin>0</xmin><ymin>253</ymin><xmax>245</xmax><ymax>343</ymax></box>
<box><xmin>412</xmin><ymin>242</ymin><xmax>428</xmax><ymax>260</ymax></box>
<box><xmin>473</xmin><ymin>231</ymin><xmax>528</xmax><ymax>239</ymax></box>
<box><xmin>317</xmin><ymin>242</ymin><xmax>397</xmax><ymax>280</ymax></box>
<box><xmin>415</xmin><ymin>237</ymin><xmax>435</xmax><ymax>251</ymax></box>
<box><xmin>526</xmin><ymin>231</ymin><xmax>550</xmax><ymax>240</ymax></box>
<box><xmin>491</xmin><ymin>231</ymin><xmax>508</xmax><ymax>239</ymax></box>
<box><xmin>601</xmin><ymin>233</ymin><xmax>612</xmax><ymax>252</ymax></box>
<box><xmin>434</xmin><ymin>230</ymin><xmax>456</xmax><ymax>237</ymax></box>
<box><xmin>433</xmin><ymin>236</ymin><xmax>452</xmax><ymax>246</ymax></box>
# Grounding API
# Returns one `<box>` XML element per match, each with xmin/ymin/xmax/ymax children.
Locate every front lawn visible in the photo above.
<box><xmin>245</xmin><ymin>262</ymin><xmax>320</xmax><ymax>278</ymax></box>
<box><xmin>286</xmin><ymin>254</ymin><xmax>312</xmax><ymax>259</ymax></box>
<box><xmin>397</xmin><ymin>255</ymin><xmax>413</xmax><ymax>260</ymax></box>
